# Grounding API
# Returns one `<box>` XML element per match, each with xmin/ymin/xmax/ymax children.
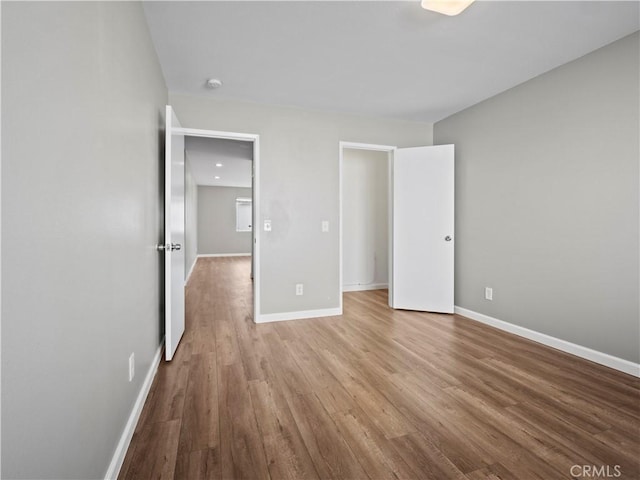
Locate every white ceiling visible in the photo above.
<box><xmin>143</xmin><ymin>1</ymin><xmax>639</xmax><ymax>123</ymax></box>
<box><xmin>185</xmin><ymin>136</ymin><xmax>253</xmax><ymax>188</ymax></box>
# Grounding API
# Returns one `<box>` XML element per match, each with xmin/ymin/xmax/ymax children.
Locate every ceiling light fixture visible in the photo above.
<box><xmin>215</xmin><ymin>163</ymin><xmax>223</xmax><ymax>167</ymax></box>
<box><xmin>214</xmin><ymin>176</ymin><xmax>220</xmax><ymax>179</ymax></box>
<box><xmin>421</xmin><ymin>0</ymin><xmax>475</xmax><ymax>16</ymax></box>
<box><xmin>206</xmin><ymin>78</ymin><xmax>223</xmax><ymax>89</ymax></box>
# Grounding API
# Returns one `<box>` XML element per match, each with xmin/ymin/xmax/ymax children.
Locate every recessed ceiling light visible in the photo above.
<box><xmin>214</xmin><ymin>176</ymin><xmax>220</xmax><ymax>179</ymax></box>
<box><xmin>421</xmin><ymin>0</ymin><xmax>475</xmax><ymax>16</ymax></box>
<box><xmin>206</xmin><ymin>78</ymin><xmax>223</xmax><ymax>89</ymax></box>
<box><xmin>215</xmin><ymin>163</ymin><xmax>223</xmax><ymax>167</ymax></box>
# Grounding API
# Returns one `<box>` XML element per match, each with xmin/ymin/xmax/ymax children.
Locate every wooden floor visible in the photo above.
<box><xmin>119</xmin><ymin>256</ymin><xmax>640</xmax><ymax>480</ymax></box>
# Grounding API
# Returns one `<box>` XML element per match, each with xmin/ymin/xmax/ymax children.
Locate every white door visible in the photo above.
<box><xmin>391</xmin><ymin>145</ymin><xmax>454</xmax><ymax>313</ymax></box>
<box><xmin>163</xmin><ymin>105</ymin><xmax>185</xmax><ymax>360</ymax></box>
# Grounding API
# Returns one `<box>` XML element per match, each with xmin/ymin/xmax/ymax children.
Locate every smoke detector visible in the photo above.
<box><xmin>206</xmin><ymin>78</ymin><xmax>223</xmax><ymax>89</ymax></box>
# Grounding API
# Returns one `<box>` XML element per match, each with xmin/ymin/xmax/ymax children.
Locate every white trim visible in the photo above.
<box><xmin>105</xmin><ymin>342</ymin><xmax>164</xmax><ymax>480</ymax></box>
<box><xmin>342</xmin><ymin>283</ymin><xmax>389</xmax><ymax>292</ymax></box>
<box><xmin>174</xmin><ymin>127</ymin><xmax>257</xmax><ymax>142</ymax></box>
<box><xmin>454</xmin><ymin>306</ymin><xmax>640</xmax><ymax>378</ymax></box>
<box><xmin>339</xmin><ymin>141</ymin><xmax>397</xmax><ymax>151</ymax></box>
<box><xmin>252</xmin><ymin>137</ymin><xmax>260</xmax><ymax>322</ymax></box>
<box><xmin>0</xmin><ymin>4</ymin><xmax>3</xmax><ymax>471</ymax></box>
<box><xmin>197</xmin><ymin>253</ymin><xmax>251</xmax><ymax>258</ymax></box>
<box><xmin>339</xmin><ymin>141</ymin><xmax>396</xmax><ymax>313</ymax></box>
<box><xmin>387</xmin><ymin>152</ymin><xmax>395</xmax><ymax>308</ymax></box>
<box><xmin>255</xmin><ymin>307</ymin><xmax>342</xmax><ymax>324</ymax></box>
<box><xmin>164</xmin><ymin>106</ymin><xmax>174</xmax><ymax>360</ymax></box>
<box><xmin>185</xmin><ymin>257</ymin><xmax>198</xmax><ymax>285</ymax></box>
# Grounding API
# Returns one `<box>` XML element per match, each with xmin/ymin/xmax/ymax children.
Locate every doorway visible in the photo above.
<box><xmin>342</xmin><ymin>148</ymin><xmax>390</xmax><ymax>291</ymax></box>
<box><xmin>339</xmin><ymin>142</ymin><xmax>395</xmax><ymax>310</ymax></box>
<box><xmin>174</xmin><ymin>124</ymin><xmax>260</xmax><ymax>319</ymax></box>
<box><xmin>164</xmin><ymin>107</ymin><xmax>261</xmax><ymax>361</ymax></box>
<box><xmin>184</xmin><ymin>136</ymin><xmax>255</xmax><ymax>277</ymax></box>
<box><xmin>339</xmin><ymin>141</ymin><xmax>455</xmax><ymax>315</ymax></box>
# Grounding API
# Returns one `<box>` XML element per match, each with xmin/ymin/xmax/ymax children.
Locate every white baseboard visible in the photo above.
<box><xmin>185</xmin><ymin>257</ymin><xmax>198</xmax><ymax>285</ymax></box>
<box><xmin>255</xmin><ymin>307</ymin><xmax>342</xmax><ymax>324</ymax></box>
<box><xmin>343</xmin><ymin>283</ymin><xmax>388</xmax><ymax>292</ymax></box>
<box><xmin>197</xmin><ymin>253</ymin><xmax>251</xmax><ymax>258</ymax></box>
<box><xmin>104</xmin><ymin>341</ymin><xmax>164</xmax><ymax>480</ymax></box>
<box><xmin>454</xmin><ymin>306</ymin><xmax>640</xmax><ymax>378</ymax></box>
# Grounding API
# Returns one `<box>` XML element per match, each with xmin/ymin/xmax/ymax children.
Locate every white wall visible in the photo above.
<box><xmin>170</xmin><ymin>94</ymin><xmax>433</xmax><ymax>316</ymax></box>
<box><xmin>435</xmin><ymin>32</ymin><xmax>639</xmax><ymax>363</ymax></box>
<box><xmin>197</xmin><ymin>186</ymin><xmax>253</xmax><ymax>255</ymax></box>
<box><xmin>185</xmin><ymin>156</ymin><xmax>199</xmax><ymax>277</ymax></box>
<box><xmin>2</xmin><ymin>2</ymin><xmax>167</xmax><ymax>478</ymax></box>
<box><xmin>342</xmin><ymin>149</ymin><xmax>388</xmax><ymax>289</ymax></box>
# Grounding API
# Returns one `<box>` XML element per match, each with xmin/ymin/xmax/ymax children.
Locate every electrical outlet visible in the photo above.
<box><xmin>485</xmin><ymin>287</ymin><xmax>493</xmax><ymax>301</ymax></box>
<box><xmin>296</xmin><ymin>284</ymin><xmax>304</xmax><ymax>296</ymax></box>
<box><xmin>129</xmin><ymin>353</ymin><xmax>135</xmax><ymax>382</ymax></box>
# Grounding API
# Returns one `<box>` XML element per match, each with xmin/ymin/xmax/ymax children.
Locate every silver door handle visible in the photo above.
<box><xmin>445</xmin><ymin>236</ymin><xmax>452</xmax><ymax>241</ymax></box>
<box><xmin>157</xmin><ymin>243</ymin><xmax>182</xmax><ymax>251</ymax></box>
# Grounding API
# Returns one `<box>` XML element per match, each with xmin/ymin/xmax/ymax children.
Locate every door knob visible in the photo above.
<box><xmin>445</xmin><ymin>236</ymin><xmax>452</xmax><ymax>241</ymax></box>
<box><xmin>157</xmin><ymin>243</ymin><xmax>182</xmax><ymax>251</ymax></box>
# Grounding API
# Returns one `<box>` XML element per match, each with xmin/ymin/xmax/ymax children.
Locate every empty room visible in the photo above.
<box><xmin>1</xmin><ymin>1</ymin><xmax>638</xmax><ymax>479</ymax></box>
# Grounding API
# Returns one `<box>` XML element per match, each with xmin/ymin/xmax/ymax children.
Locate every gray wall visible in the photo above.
<box><xmin>170</xmin><ymin>94</ymin><xmax>433</xmax><ymax>314</ymax></box>
<box><xmin>342</xmin><ymin>149</ymin><xmax>389</xmax><ymax>288</ymax></box>
<box><xmin>2</xmin><ymin>2</ymin><xmax>167</xmax><ymax>478</ymax></box>
<box><xmin>185</xmin><ymin>156</ymin><xmax>199</xmax><ymax>276</ymax></box>
<box><xmin>198</xmin><ymin>186</ymin><xmax>253</xmax><ymax>255</ymax></box>
<box><xmin>434</xmin><ymin>32</ymin><xmax>639</xmax><ymax>363</ymax></box>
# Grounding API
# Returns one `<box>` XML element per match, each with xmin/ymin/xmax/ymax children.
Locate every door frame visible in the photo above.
<box><xmin>177</xmin><ymin>126</ymin><xmax>261</xmax><ymax>322</ymax></box>
<box><xmin>339</xmin><ymin>141</ymin><xmax>396</xmax><ymax>310</ymax></box>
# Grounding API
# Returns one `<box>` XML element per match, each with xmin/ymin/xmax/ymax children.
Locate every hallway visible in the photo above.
<box><xmin>119</xmin><ymin>256</ymin><xmax>640</xmax><ymax>479</ymax></box>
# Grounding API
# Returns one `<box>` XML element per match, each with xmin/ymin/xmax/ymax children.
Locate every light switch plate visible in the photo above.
<box><xmin>264</xmin><ymin>220</ymin><xmax>272</xmax><ymax>232</ymax></box>
<box><xmin>322</xmin><ymin>220</ymin><xmax>329</xmax><ymax>232</ymax></box>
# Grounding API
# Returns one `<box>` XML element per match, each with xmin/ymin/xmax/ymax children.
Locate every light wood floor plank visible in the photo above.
<box><xmin>248</xmin><ymin>379</ymin><xmax>320</xmax><ymax>480</ymax></box>
<box><xmin>330</xmin><ymin>407</ymin><xmax>417</xmax><ymax>479</ymax></box>
<box><xmin>389</xmin><ymin>431</ymin><xmax>468</xmax><ymax>480</ymax></box>
<box><xmin>119</xmin><ymin>419</ymin><xmax>181</xmax><ymax>480</ymax></box>
<box><xmin>217</xmin><ymin>361</ymin><xmax>271</xmax><ymax>480</ymax></box>
<box><xmin>285</xmin><ymin>392</ymin><xmax>369</xmax><ymax>479</ymax></box>
<box><xmin>174</xmin><ymin>352</ymin><xmax>220</xmax><ymax>479</ymax></box>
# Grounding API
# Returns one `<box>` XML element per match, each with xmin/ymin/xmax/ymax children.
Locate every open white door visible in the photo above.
<box><xmin>162</xmin><ymin>105</ymin><xmax>185</xmax><ymax>360</ymax></box>
<box><xmin>391</xmin><ymin>145</ymin><xmax>454</xmax><ymax>313</ymax></box>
